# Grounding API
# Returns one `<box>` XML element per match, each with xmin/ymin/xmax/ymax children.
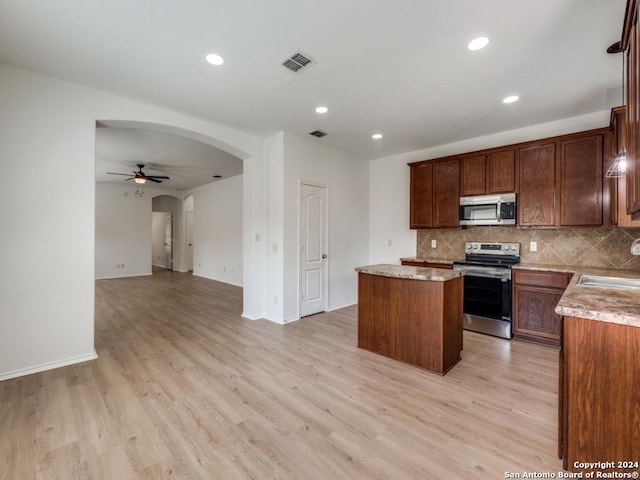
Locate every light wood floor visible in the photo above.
<box><xmin>1</xmin><ymin>270</ymin><xmax>563</xmax><ymax>479</ymax></box>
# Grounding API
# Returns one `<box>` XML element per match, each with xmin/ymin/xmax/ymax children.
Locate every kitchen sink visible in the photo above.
<box><xmin>577</xmin><ymin>274</ymin><xmax>640</xmax><ymax>291</ymax></box>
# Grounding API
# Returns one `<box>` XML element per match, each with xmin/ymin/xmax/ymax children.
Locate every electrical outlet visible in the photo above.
<box><xmin>530</xmin><ymin>241</ymin><xmax>537</xmax><ymax>252</ymax></box>
<box><xmin>431</xmin><ymin>239</ymin><xmax>437</xmax><ymax>248</ymax></box>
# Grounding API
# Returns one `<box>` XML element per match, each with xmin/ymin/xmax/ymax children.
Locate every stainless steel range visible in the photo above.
<box><xmin>453</xmin><ymin>242</ymin><xmax>520</xmax><ymax>339</ymax></box>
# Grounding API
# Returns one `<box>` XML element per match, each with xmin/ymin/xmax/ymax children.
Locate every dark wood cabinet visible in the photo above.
<box><xmin>517</xmin><ymin>143</ymin><xmax>556</xmax><ymax>226</ymax></box>
<box><xmin>512</xmin><ymin>270</ymin><xmax>572</xmax><ymax>346</ymax></box>
<box><xmin>432</xmin><ymin>159</ymin><xmax>460</xmax><ymax>228</ymax></box>
<box><xmin>460</xmin><ymin>154</ymin><xmax>486</xmax><ymax>196</ymax></box>
<box><xmin>410</xmin><ymin>129</ymin><xmax>609</xmax><ymax>229</ymax></box>
<box><xmin>487</xmin><ymin>150</ymin><xmax>516</xmax><ymax>193</ymax></box>
<box><xmin>400</xmin><ymin>260</ymin><xmax>453</xmax><ymax>269</ymax></box>
<box><xmin>460</xmin><ymin>149</ymin><xmax>516</xmax><ymax>196</ymax></box>
<box><xmin>409</xmin><ymin>158</ymin><xmax>459</xmax><ymax>229</ymax></box>
<box><xmin>409</xmin><ymin>162</ymin><xmax>433</xmax><ymax>228</ymax></box>
<box><xmin>558</xmin><ymin>134</ymin><xmax>603</xmax><ymax>226</ymax></box>
<box><xmin>357</xmin><ymin>272</ymin><xmax>463</xmax><ymax>375</ymax></box>
<box><xmin>624</xmin><ymin>2</ymin><xmax>640</xmax><ymax>214</ymax></box>
<box><xmin>559</xmin><ymin>315</ymin><xmax>640</xmax><ymax>473</ymax></box>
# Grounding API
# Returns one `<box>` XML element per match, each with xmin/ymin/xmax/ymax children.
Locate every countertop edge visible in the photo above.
<box><xmin>356</xmin><ymin>264</ymin><xmax>464</xmax><ymax>281</ymax></box>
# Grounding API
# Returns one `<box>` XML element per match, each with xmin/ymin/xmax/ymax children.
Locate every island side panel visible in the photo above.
<box><xmin>357</xmin><ymin>273</ymin><xmax>392</xmax><ymax>357</ymax></box>
<box><xmin>389</xmin><ymin>275</ymin><xmax>444</xmax><ymax>372</ymax></box>
<box><xmin>563</xmin><ymin>316</ymin><xmax>640</xmax><ymax>472</ymax></box>
<box><xmin>441</xmin><ymin>276</ymin><xmax>464</xmax><ymax>373</ymax></box>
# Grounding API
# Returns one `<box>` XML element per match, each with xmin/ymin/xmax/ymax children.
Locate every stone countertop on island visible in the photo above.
<box><xmin>355</xmin><ymin>264</ymin><xmax>464</xmax><ymax>281</ymax></box>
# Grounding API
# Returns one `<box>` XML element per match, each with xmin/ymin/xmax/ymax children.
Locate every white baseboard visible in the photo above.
<box><xmin>0</xmin><ymin>351</ymin><xmax>98</xmax><ymax>382</ymax></box>
<box><xmin>95</xmin><ymin>272</ymin><xmax>152</xmax><ymax>280</ymax></box>
<box><xmin>328</xmin><ymin>300</ymin><xmax>357</xmax><ymax>311</ymax></box>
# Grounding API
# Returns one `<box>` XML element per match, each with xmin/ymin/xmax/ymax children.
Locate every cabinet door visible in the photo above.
<box><xmin>487</xmin><ymin>149</ymin><xmax>516</xmax><ymax>193</ymax></box>
<box><xmin>627</xmin><ymin>17</ymin><xmax>640</xmax><ymax>214</ymax></box>
<box><xmin>513</xmin><ymin>284</ymin><xmax>564</xmax><ymax>345</ymax></box>
<box><xmin>433</xmin><ymin>159</ymin><xmax>460</xmax><ymax>228</ymax></box>
<box><xmin>558</xmin><ymin>134</ymin><xmax>603</xmax><ymax>226</ymax></box>
<box><xmin>460</xmin><ymin>154</ymin><xmax>486</xmax><ymax>196</ymax></box>
<box><xmin>409</xmin><ymin>163</ymin><xmax>433</xmax><ymax>228</ymax></box>
<box><xmin>518</xmin><ymin>143</ymin><xmax>556</xmax><ymax>226</ymax></box>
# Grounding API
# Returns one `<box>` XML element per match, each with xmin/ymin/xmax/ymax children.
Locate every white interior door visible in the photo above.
<box><xmin>300</xmin><ymin>183</ymin><xmax>328</xmax><ymax>317</ymax></box>
<box><xmin>164</xmin><ymin>213</ymin><xmax>173</xmax><ymax>270</ymax></box>
<box><xmin>186</xmin><ymin>210</ymin><xmax>194</xmax><ymax>271</ymax></box>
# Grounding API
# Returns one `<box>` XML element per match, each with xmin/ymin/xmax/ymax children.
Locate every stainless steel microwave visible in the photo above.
<box><xmin>459</xmin><ymin>193</ymin><xmax>516</xmax><ymax>226</ymax></box>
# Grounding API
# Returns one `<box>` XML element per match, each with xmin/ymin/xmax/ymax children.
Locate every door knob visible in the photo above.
<box><xmin>322</xmin><ymin>254</ymin><xmax>327</xmax><ymax>259</ymax></box>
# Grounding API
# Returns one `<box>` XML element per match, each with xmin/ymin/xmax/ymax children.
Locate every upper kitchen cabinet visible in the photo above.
<box><xmin>622</xmin><ymin>0</ymin><xmax>640</xmax><ymax>214</ymax></box>
<box><xmin>558</xmin><ymin>134</ymin><xmax>603</xmax><ymax>226</ymax></box>
<box><xmin>409</xmin><ymin>158</ymin><xmax>460</xmax><ymax>229</ymax></box>
<box><xmin>517</xmin><ymin>143</ymin><xmax>556</xmax><ymax>226</ymax></box>
<box><xmin>409</xmin><ymin>162</ymin><xmax>433</xmax><ymax>228</ymax></box>
<box><xmin>460</xmin><ymin>149</ymin><xmax>516</xmax><ymax>196</ymax></box>
<box><xmin>610</xmin><ymin>106</ymin><xmax>640</xmax><ymax>226</ymax></box>
<box><xmin>517</xmin><ymin>130</ymin><xmax>609</xmax><ymax>227</ymax></box>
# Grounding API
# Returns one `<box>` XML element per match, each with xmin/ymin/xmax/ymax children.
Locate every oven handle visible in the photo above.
<box><xmin>456</xmin><ymin>270</ymin><xmax>510</xmax><ymax>281</ymax></box>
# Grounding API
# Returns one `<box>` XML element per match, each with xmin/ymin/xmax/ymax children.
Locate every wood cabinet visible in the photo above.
<box><xmin>558</xmin><ymin>134</ymin><xmax>603</xmax><ymax>226</ymax></box>
<box><xmin>517</xmin><ymin>143</ymin><xmax>556</xmax><ymax>226</ymax></box>
<box><xmin>517</xmin><ymin>131</ymin><xmax>607</xmax><ymax>227</ymax></box>
<box><xmin>559</xmin><ymin>316</ymin><xmax>640</xmax><ymax>473</ymax></box>
<box><xmin>400</xmin><ymin>260</ymin><xmax>453</xmax><ymax>269</ymax></box>
<box><xmin>410</xmin><ymin>129</ymin><xmax>609</xmax><ymax>229</ymax></box>
<box><xmin>461</xmin><ymin>150</ymin><xmax>516</xmax><ymax>196</ymax></box>
<box><xmin>409</xmin><ymin>162</ymin><xmax>433</xmax><ymax>228</ymax></box>
<box><xmin>409</xmin><ymin>158</ymin><xmax>459</xmax><ymax>229</ymax></box>
<box><xmin>512</xmin><ymin>270</ymin><xmax>572</xmax><ymax>346</ymax></box>
<box><xmin>624</xmin><ymin>1</ymin><xmax>640</xmax><ymax>214</ymax></box>
<box><xmin>610</xmin><ymin>106</ymin><xmax>640</xmax><ymax>226</ymax></box>
<box><xmin>357</xmin><ymin>272</ymin><xmax>463</xmax><ymax>375</ymax></box>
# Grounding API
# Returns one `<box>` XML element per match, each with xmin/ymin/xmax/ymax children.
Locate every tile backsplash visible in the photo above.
<box><xmin>417</xmin><ymin>227</ymin><xmax>640</xmax><ymax>270</ymax></box>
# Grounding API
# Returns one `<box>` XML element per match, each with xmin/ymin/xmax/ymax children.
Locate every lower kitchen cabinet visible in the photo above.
<box><xmin>400</xmin><ymin>260</ymin><xmax>453</xmax><ymax>269</ymax></box>
<box><xmin>559</xmin><ymin>316</ymin><xmax>640</xmax><ymax>473</ymax></box>
<box><xmin>512</xmin><ymin>270</ymin><xmax>572</xmax><ymax>346</ymax></box>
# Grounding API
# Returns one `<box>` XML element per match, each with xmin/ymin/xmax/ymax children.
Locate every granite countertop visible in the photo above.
<box><xmin>356</xmin><ymin>264</ymin><xmax>464</xmax><ymax>281</ymax></box>
<box><xmin>554</xmin><ymin>269</ymin><xmax>640</xmax><ymax>328</ymax></box>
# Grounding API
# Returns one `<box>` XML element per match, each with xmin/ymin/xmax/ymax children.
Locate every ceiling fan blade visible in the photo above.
<box><xmin>106</xmin><ymin>172</ymin><xmax>134</xmax><ymax>176</ymax></box>
<box><xmin>124</xmin><ymin>177</ymin><xmax>134</xmax><ymax>181</ymax></box>
<box><xmin>145</xmin><ymin>175</ymin><xmax>170</xmax><ymax>180</ymax></box>
<box><xmin>147</xmin><ymin>178</ymin><xmax>163</xmax><ymax>183</ymax></box>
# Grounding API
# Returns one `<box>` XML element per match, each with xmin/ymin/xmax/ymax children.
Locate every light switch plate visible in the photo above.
<box><xmin>431</xmin><ymin>239</ymin><xmax>437</xmax><ymax>248</ymax></box>
<box><xmin>530</xmin><ymin>241</ymin><xmax>537</xmax><ymax>252</ymax></box>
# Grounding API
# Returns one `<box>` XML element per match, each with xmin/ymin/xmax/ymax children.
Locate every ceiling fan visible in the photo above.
<box><xmin>106</xmin><ymin>163</ymin><xmax>170</xmax><ymax>184</ymax></box>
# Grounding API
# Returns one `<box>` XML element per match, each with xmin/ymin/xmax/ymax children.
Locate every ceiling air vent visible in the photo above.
<box><xmin>282</xmin><ymin>51</ymin><xmax>315</xmax><ymax>73</ymax></box>
<box><xmin>309</xmin><ymin>130</ymin><xmax>327</xmax><ymax>138</ymax></box>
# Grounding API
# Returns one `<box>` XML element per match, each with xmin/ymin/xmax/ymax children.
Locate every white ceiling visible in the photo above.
<box><xmin>95</xmin><ymin>126</ymin><xmax>243</xmax><ymax>191</ymax></box>
<box><xmin>0</xmin><ymin>0</ymin><xmax>628</xmax><ymax>169</ymax></box>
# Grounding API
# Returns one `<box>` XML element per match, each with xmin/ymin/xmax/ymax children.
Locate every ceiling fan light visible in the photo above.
<box><xmin>134</xmin><ymin>177</ymin><xmax>146</xmax><ymax>184</ymax></box>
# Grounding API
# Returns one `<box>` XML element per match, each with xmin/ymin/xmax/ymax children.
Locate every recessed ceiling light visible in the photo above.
<box><xmin>372</xmin><ymin>133</ymin><xmax>383</xmax><ymax>140</ymax></box>
<box><xmin>315</xmin><ymin>106</ymin><xmax>328</xmax><ymax>114</ymax></box>
<box><xmin>503</xmin><ymin>95</ymin><xmax>520</xmax><ymax>104</ymax></box>
<box><xmin>205</xmin><ymin>53</ymin><xmax>224</xmax><ymax>66</ymax></box>
<box><xmin>468</xmin><ymin>36</ymin><xmax>489</xmax><ymax>51</ymax></box>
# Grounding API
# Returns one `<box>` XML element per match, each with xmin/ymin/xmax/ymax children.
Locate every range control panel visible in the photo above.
<box><xmin>464</xmin><ymin>242</ymin><xmax>520</xmax><ymax>256</ymax></box>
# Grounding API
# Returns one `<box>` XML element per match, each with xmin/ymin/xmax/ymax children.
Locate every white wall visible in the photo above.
<box><xmin>368</xmin><ymin>110</ymin><xmax>613</xmax><ymax>264</ymax></box>
<box><xmin>95</xmin><ymin>183</ymin><xmax>153</xmax><ymax>278</ymax></box>
<box><xmin>0</xmin><ymin>61</ymin><xmax>262</xmax><ymax>380</ymax></box>
<box><xmin>189</xmin><ymin>175</ymin><xmax>244</xmax><ymax>286</ymax></box>
<box><xmin>281</xmin><ymin>132</ymin><xmax>369</xmax><ymax>322</ymax></box>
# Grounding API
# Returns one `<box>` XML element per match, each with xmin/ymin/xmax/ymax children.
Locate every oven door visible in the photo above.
<box><xmin>459</xmin><ymin>272</ymin><xmax>512</xmax><ymax>339</ymax></box>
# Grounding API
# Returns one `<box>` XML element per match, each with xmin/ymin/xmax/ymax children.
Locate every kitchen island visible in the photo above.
<box><xmin>355</xmin><ymin>264</ymin><xmax>464</xmax><ymax>375</ymax></box>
